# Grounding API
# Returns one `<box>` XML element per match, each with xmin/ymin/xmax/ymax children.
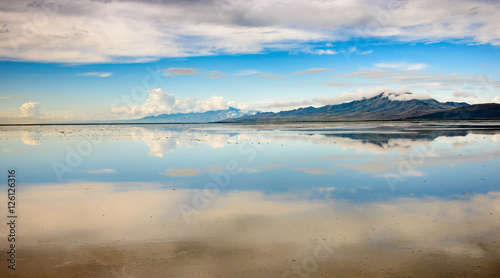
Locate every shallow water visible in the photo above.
<box><xmin>1</xmin><ymin>122</ymin><xmax>500</xmax><ymax>277</ymax></box>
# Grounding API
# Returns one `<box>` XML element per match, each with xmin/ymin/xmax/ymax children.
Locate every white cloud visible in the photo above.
<box><xmin>1</xmin><ymin>0</ymin><xmax>498</xmax><ymax>63</ymax></box>
<box><xmin>260</xmin><ymin>74</ymin><xmax>282</xmax><ymax>78</ymax></box>
<box><xmin>159</xmin><ymin>68</ymin><xmax>199</xmax><ymax>76</ymax></box>
<box><xmin>341</xmin><ymin>46</ymin><xmax>374</xmax><ymax>56</ymax></box>
<box><xmin>358</xmin><ymin>50</ymin><xmax>373</xmax><ymax>55</ymax></box>
<box><xmin>335</xmin><ymin>70</ymin><xmax>500</xmax><ymax>95</ymax></box>
<box><xmin>294</xmin><ymin>68</ymin><xmax>333</xmax><ymax>74</ymax></box>
<box><xmin>79</xmin><ymin>72</ymin><xmax>113</xmax><ymax>77</ymax></box>
<box><xmin>374</xmin><ymin>63</ymin><xmax>427</xmax><ymax>70</ymax></box>
<box><xmin>20</xmin><ymin>102</ymin><xmax>41</xmax><ymax>117</ymax></box>
<box><xmin>406</xmin><ymin>63</ymin><xmax>427</xmax><ymax>71</ymax></box>
<box><xmin>373</xmin><ymin>63</ymin><xmax>403</xmax><ymax>69</ymax></box>
<box><xmin>383</xmin><ymin>92</ymin><xmax>432</xmax><ymax>101</ymax></box>
<box><xmin>112</xmin><ymin>88</ymin><xmax>237</xmax><ymax>117</ymax></box>
<box><xmin>234</xmin><ymin>69</ymin><xmax>260</xmax><ymax>76</ymax></box>
<box><xmin>315</xmin><ymin>49</ymin><xmax>338</xmax><ymax>55</ymax></box>
<box><xmin>313</xmin><ymin>87</ymin><xmax>431</xmax><ymax>105</ymax></box>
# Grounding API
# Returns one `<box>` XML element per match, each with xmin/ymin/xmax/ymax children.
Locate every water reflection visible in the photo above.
<box><xmin>1</xmin><ymin>122</ymin><xmax>500</xmax><ymax>277</ymax></box>
<box><xmin>1</xmin><ymin>123</ymin><xmax>499</xmax><ymax>197</ymax></box>
<box><xmin>7</xmin><ymin>182</ymin><xmax>500</xmax><ymax>277</ymax></box>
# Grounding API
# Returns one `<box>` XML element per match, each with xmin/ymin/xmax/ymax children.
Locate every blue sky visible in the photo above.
<box><xmin>0</xmin><ymin>0</ymin><xmax>499</xmax><ymax>123</ymax></box>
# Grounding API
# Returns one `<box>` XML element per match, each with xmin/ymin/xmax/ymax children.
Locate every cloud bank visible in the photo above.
<box><xmin>0</xmin><ymin>0</ymin><xmax>499</xmax><ymax>63</ymax></box>
<box><xmin>112</xmin><ymin>88</ymin><xmax>237</xmax><ymax>117</ymax></box>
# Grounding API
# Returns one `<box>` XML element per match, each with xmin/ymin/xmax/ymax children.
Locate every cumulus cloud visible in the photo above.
<box><xmin>112</xmin><ymin>88</ymin><xmax>237</xmax><ymax>117</ymax></box>
<box><xmin>2</xmin><ymin>0</ymin><xmax>498</xmax><ymax>63</ymax></box>
<box><xmin>20</xmin><ymin>102</ymin><xmax>41</xmax><ymax>117</ymax></box>
<box><xmin>79</xmin><ymin>72</ymin><xmax>113</xmax><ymax>77</ymax></box>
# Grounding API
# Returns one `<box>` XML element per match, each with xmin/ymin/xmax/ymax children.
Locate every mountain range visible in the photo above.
<box><xmin>131</xmin><ymin>107</ymin><xmax>257</xmax><ymax>123</ymax></box>
<box><xmin>220</xmin><ymin>92</ymin><xmax>500</xmax><ymax>122</ymax></box>
<box><xmin>129</xmin><ymin>92</ymin><xmax>500</xmax><ymax>123</ymax></box>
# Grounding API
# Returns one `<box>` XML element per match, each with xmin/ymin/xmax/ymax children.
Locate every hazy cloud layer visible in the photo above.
<box><xmin>294</xmin><ymin>68</ymin><xmax>333</xmax><ymax>74</ymax></box>
<box><xmin>260</xmin><ymin>87</ymin><xmax>432</xmax><ymax>111</ymax></box>
<box><xmin>1</xmin><ymin>0</ymin><xmax>499</xmax><ymax>63</ymax></box>
<box><xmin>79</xmin><ymin>72</ymin><xmax>113</xmax><ymax>77</ymax></box>
<box><xmin>260</xmin><ymin>73</ymin><xmax>282</xmax><ymax>78</ymax></box>
<box><xmin>159</xmin><ymin>68</ymin><xmax>199</xmax><ymax>76</ymax></box>
<box><xmin>374</xmin><ymin>63</ymin><xmax>427</xmax><ymax>70</ymax></box>
<box><xmin>159</xmin><ymin>168</ymin><xmax>201</xmax><ymax>177</ymax></box>
<box><xmin>81</xmin><ymin>168</ymin><xmax>116</xmax><ymax>174</ymax></box>
<box><xmin>330</xmin><ymin>70</ymin><xmax>500</xmax><ymax>102</ymax></box>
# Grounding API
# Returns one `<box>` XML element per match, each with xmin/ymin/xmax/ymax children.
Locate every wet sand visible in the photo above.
<box><xmin>6</xmin><ymin>240</ymin><xmax>500</xmax><ymax>277</ymax></box>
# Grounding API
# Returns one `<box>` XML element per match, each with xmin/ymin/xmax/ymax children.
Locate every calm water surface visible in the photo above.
<box><xmin>1</xmin><ymin>122</ymin><xmax>500</xmax><ymax>277</ymax></box>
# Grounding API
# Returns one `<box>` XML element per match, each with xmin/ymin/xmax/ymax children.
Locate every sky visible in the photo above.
<box><xmin>0</xmin><ymin>0</ymin><xmax>499</xmax><ymax>123</ymax></box>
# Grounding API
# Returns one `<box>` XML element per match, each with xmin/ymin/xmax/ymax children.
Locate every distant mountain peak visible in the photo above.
<box><xmin>362</xmin><ymin>92</ymin><xmax>413</xmax><ymax>101</ymax></box>
<box><xmin>222</xmin><ymin>93</ymin><xmax>470</xmax><ymax>122</ymax></box>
